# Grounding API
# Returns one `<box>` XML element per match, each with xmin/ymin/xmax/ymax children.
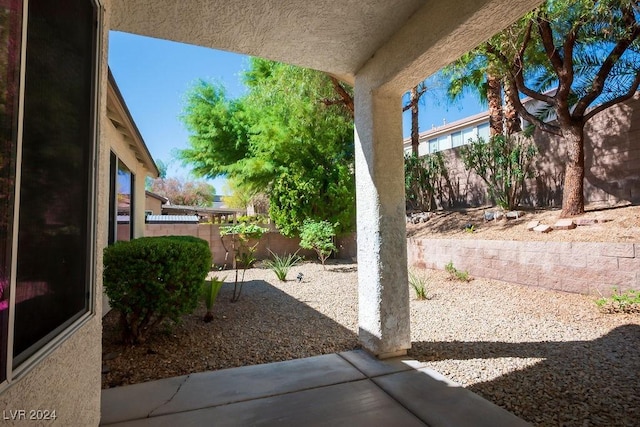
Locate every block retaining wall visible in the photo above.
<box><xmin>408</xmin><ymin>238</ymin><xmax>639</xmax><ymax>295</ymax></box>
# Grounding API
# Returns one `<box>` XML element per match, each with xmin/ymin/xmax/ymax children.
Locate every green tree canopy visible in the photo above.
<box><xmin>178</xmin><ymin>58</ymin><xmax>355</xmax><ymax>236</ymax></box>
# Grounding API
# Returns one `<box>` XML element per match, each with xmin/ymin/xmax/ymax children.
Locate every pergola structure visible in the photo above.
<box><xmin>109</xmin><ymin>0</ymin><xmax>542</xmax><ymax>357</ymax></box>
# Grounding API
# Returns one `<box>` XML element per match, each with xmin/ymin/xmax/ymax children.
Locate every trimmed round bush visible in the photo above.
<box><xmin>103</xmin><ymin>236</ymin><xmax>212</xmax><ymax>344</ymax></box>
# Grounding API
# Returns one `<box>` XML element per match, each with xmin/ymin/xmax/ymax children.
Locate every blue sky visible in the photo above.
<box><xmin>108</xmin><ymin>32</ymin><xmax>484</xmax><ymax>195</ymax></box>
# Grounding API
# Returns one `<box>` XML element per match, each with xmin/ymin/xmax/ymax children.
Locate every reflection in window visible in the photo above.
<box><xmin>12</xmin><ymin>0</ymin><xmax>96</xmax><ymax>365</ymax></box>
<box><xmin>0</xmin><ymin>0</ymin><xmax>22</xmax><ymax>382</ymax></box>
<box><xmin>116</xmin><ymin>160</ymin><xmax>133</xmax><ymax>241</ymax></box>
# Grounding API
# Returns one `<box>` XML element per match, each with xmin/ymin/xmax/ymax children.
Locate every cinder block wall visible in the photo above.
<box><xmin>408</xmin><ymin>238</ymin><xmax>639</xmax><ymax>295</ymax></box>
<box><xmin>145</xmin><ymin>223</ymin><xmax>357</xmax><ymax>266</ymax></box>
<box><xmin>433</xmin><ymin>93</ymin><xmax>640</xmax><ymax>208</ymax></box>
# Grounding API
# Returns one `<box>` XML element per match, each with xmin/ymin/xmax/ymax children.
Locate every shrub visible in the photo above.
<box><xmin>460</xmin><ymin>134</ymin><xmax>537</xmax><ymax>210</ymax></box>
<box><xmin>103</xmin><ymin>236</ymin><xmax>212</xmax><ymax>344</ymax></box>
<box><xmin>299</xmin><ymin>220</ymin><xmax>337</xmax><ymax>269</ymax></box>
<box><xmin>404</xmin><ymin>152</ymin><xmax>449</xmax><ymax>211</ymax></box>
<box><xmin>596</xmin><ymin>288</ymin><xmax>640</xmax><ymax>313</ymax></box>
<box><xmin>408</xmin><ymin>269</ymin><xmax>430</xmax><ymax>300</ymax></box>
<box><xmin>263</xmin><ymin>250</ymin><xmax>301</xmax><ymax>281</ymax></box>
<box><xmin>220</xmin><ymin>223</ymin><xmax>268</xmax><ymax>301</ymax></box>
<box><xmin>445</xmin><ymin>260</ymin><xmax>471</xmax><ymax>282</ymax></box>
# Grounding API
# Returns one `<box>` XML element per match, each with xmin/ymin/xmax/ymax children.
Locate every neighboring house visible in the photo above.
<box><xmin>403</xmin><ymin>93</ymin><xmax>640</xmax><ymax>206</ymax></box>
<box><xmin>107</xmin><ymin>69</ymin><xmax>160</xmax><ymax>242</ymax></box>
<box><xmin>0</xmin><ymin>1</ymin><xmax>540</xmax><ymax>425</ymax></box>
<box><xmin>145</xmin><ymin>190</ymin><xmax>169</xmax><ymax>215</ymax></box>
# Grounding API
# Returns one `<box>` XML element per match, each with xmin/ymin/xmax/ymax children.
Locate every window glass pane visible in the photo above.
<box><xmin>477</xmin><ymin>123</ymin><xmax>490</xmax><ymax>141</ymax></box>
<box><xmin>13</xmin><ymin>0</ymin><xmax>95</xmax><ymax>363</ymax></box>
<box><xmin>116</xmin><ymin>160</ymin><xmax>132</xmax><ymax>241</ymax></box>
<box><xmin>462</xmin><ymin>127</ymin><xmax>475</xmax><ymax>144</ymax></box>
<box><xmin>428</xmin><ymin>138</ymin><xmax>437</xmax><ymax>153</ymax></box>
<box><xmin>438</xmin><ymin>135</ymin><xmax>451</xmax><ymax>151</ymax></box>
<box><xmin>451</xmin><ymin>131</ymin><xmax>463</xmax><ymax>147</ymax></box>
<box><xmin>0</xmin><ymin>0</ymin><xmax>22</xmax><ymax>382</ymax></box>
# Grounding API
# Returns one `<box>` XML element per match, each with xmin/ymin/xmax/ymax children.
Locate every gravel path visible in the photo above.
<box><xmin>102</xmin><ymin>260</ymin><xmax>640</xmax><ymax>426</ymax></box>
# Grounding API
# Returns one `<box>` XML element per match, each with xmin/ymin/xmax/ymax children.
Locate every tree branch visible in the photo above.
<box><xmin>574</xmin><ymin>4</ymin><xmax>640</xmax><ymax>115</ymax></box>
<box><xmin>537</xmin><ymin>15</ymin><xmax>564</xmax><ymax>75</ymax></box>
<box><xmin>584</xmin><ymin>70</ymin><xmax>640</xmax><ymax>122</ymax></box>
<box><xmin>327</xmin><ymin>76</ymin><xmax>354</xmax><ymax>118</ymax></box>
<box><xmin>505</xmin><ymin>76</ymin><xmax>562</xmax><ymax>136</ymax></box>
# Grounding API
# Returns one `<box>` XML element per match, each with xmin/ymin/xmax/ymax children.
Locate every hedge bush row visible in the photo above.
<box><xmin>103</xmin><ymin>236</ymin><xmax>211</xmax><ymax>344</ymax></box>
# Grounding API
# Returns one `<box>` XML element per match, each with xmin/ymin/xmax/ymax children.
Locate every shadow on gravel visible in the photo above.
<box><xmin>102</xmin><ymin>277</ymin><xmax>360</xmax><ymax>388</ymax></box>
<box><xmin>409</xmin><ymin>324</ymin><xmax>640</xmax><ymax>426</ymax></box>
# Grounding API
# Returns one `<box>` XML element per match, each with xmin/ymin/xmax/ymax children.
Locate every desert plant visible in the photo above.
<box><xmin>263</xmin><ymin>250</ymin><xmax>301</xmax><ymax>281</ymax></box>
<box><xmin>460</xmin><ymin>134</ymin><xmax>537</xmax><ymax>210</ymax></box>
<box><xmin>596</xmin><ymin>288</ymin><xmax>640</xmax><ymax>314</ymax></box>
<box><xmin>445</xmin><ymin>260</ymin><xmax>471</xmax><ymax>282</ymax></box>
<box><xmin>220</xmin><ymin>223</ymin><xmax>267</xmax><ymax>302</ymax></box>
<box><xmin>202</xmin><ymin>275</ymin><xmax>226</xmax><ymax>322</ymax></box>
<box><xmin>103</xmin><ymin>236</ymin><xmax>212</xmax><ymax>344</ymax></box>
<box><xmin>408</xmin><ymin>270</ymin><xmax>430</xmax><ymax>300</ymax></box>
<box><xmin>299</xmin><ymin>219</ymin><xmax>337</xmax><ymax>269</ymax></box>
<box><xmin>404</xmin><ymin>152</ymin><xmax>449</xmax><ymax>211</ymax></box>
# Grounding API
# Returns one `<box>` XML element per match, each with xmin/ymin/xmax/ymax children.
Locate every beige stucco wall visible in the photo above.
<box><xmin>145</xmin><ymin>195</ymin><xmax>163</xmax><ymax>215</ymax></box>
<box><xmin>107</xmin><ymin>117</ymin><xmax>150</xmax><ymax>239</ymax></box>
<box><xmin>0</xmin><ymin>1</ymin><xmax>108</xmax><ymax>425</ymax></box>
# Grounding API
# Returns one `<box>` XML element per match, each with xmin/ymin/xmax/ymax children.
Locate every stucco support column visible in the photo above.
<box><xmin>354</xmin><ymin>78</ymin><xmax>410</xmax><ymax>358</ymax></box>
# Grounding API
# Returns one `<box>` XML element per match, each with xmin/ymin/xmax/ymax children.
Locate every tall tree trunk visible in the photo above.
<box><xmin>410</xmin><ymin>86</ymin><xmax>419</xmax><ymax>155</ymax></box>
<box><xmin>561</xmin><ymin>125</ymin><xmax>586</xmax><ymax>217</ymax></box>
<box><xmin>487</xmin><ymin>74</ymin><xmax>503</xmax><ymax>137</ymax></box>
<box><xmin>502</xmin><ymin>78</ymin><xmax>521</xmax><ymax>135</ymax></box>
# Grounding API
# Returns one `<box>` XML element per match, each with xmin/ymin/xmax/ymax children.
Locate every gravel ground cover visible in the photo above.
<box><xmin>102</xmin><ymin>260</ymin><xmax>640</xmax><ymax>427</ymax></box>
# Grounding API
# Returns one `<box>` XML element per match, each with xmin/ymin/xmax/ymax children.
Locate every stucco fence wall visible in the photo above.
<box><xmin>408</xmin><ymin>238</ymin><xmax>639</xmax><ymax>295</ymax></box>
<box><xmin>144</xmin><ymin>223</ymin><xmax>357</xmax><ymax>266</ymax></box>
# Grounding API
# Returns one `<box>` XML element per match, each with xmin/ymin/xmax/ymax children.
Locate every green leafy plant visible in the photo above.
<box><xmin>220</xmin><ymin>223</ymin><xmax>267</xmax><ymax>302</ymax></box>
<box><xmin>596</xmin><ymin>288</ymin><xmax>640</xmax><ymax>314</ymax></box>
<box><xmin>103</xmin><ymin>236</ymin><xmax>212</xmax><ymax>344</ymax></box>
<box><xmin>460</xmin><ymin>134</ymin><xmax>537</xmax><ymax>210</ymax></box>
<box><xmin>408</xmin><ymin>270</ymin><xmax>430</xmax><ymax>300</ymax></box>
<box><xmin>404</xmin><ymin>152</ymin><xmax>449</xmax><ymax>211</ymax></box>
<box><xmin>445</xmin><ymin>260</ymin><xmax>471</xmax><ymax>282</ymax></box>
<box><xmin>299</xmin><ymin>219</ymin><xmax>337</xmax><ymax>269</ymax></box>
<box><xmin>202</xmin><ymin>275</ymin><xmax>226</xmax><ymax>322</ymax></box>
<box><xmin>263</xmin><ymin>250</ymin><xmax>301</xmax><ymax>281</ymax></box>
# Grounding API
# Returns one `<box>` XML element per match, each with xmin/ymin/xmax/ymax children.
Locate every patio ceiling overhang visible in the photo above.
<box><xmin>109</xmin><ymin>0</ymin><xmax>541</xmax><ymax>93</ymax></box>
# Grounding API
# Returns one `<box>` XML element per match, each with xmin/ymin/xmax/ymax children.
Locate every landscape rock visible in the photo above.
<box><xmin>575</xmin><ymin>218</ymin><xmax>599</xmax><ymax>226</ymax></box>
<box><xmin>526</xmin><ymin>220</ymin><xmax>540</xmax><ymax>231</ymax></box>
<box><xmin>554</xmin><ymin>219</ymin><xmax>577</xmax><ymax>230</ymax></box>
<box><xmin>506</xmin><ymin>210</ymin><xmax>525</xmax><ymax>219</ymax></box>
<box><xmin>533</xmin><ymin>224</ymin><xmax>553</xmax><ymax>233</ymax></box>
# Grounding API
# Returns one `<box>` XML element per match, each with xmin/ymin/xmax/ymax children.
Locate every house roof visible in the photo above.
<box><xmin>107</xmin><ymin>69</ymin><xmax>160</xmax><ymax>178</ymax></box>
<box><xmin>110</xmin><ymin>0</ymin><xmax>542</xmax><ymax>93</ymax></box>
<box><xmin>145</xmin><ymin>190</ymin><xmax>169</xmax><ymax>203</ymax></box>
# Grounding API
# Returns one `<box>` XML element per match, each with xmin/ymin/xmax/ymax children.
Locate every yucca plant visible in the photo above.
<box><xmin>408</xmin><ymin>269</ymin><xmax>429</xmax><ymax>300</ymax></box>
<box><xmin>202</xmin><ymin>275</ymin><xmax>226</xmax><ymax>322</ymax></box>
<box><xmin>263</xmin><ymin>250</ymin><xmax>301</xmax><ymax>281</ymax></box>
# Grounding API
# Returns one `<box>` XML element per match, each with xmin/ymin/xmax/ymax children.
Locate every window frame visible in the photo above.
<box><xmin>1</xmin><ymin>0</ymin><xmax>102</xmax><ymax>388</ymax></box>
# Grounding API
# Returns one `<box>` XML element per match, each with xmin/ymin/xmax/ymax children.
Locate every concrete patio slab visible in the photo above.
<box><xmin>101</xmin><ymin>350</ymin><xmax>531</xmax><ymax>426</ymax></box>
<box><xmin>338</xmin><ymin>349</ymin><xmax>423</xmax><ymax>377</ymax></box>
<box><xmin>372</xmin><ymin>367</ymin><xmax>531</xmax><ymax>427</ymax></box>
<box><xmin>103</xmin><ymin>379</ymin><xmax>426</xmax><ymax>427</ymax></box>
<box><xmin>101</xmin><ymin>375</ymin><xmax>189</xmax><ymax>425</ymax></box>
<box><xmin>153</xmin><ymin>353</ymin><xmax>363</xmax><ymax>417</ymax></box>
